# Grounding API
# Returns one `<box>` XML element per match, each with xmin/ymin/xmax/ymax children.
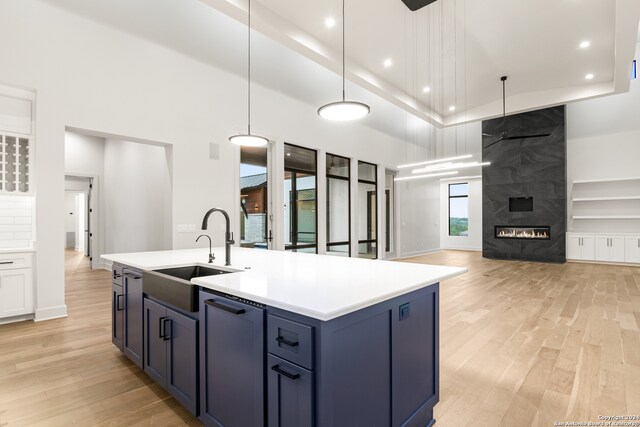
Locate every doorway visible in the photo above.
<box><xmin>64</xmin><ymin>175</ymin><xmax>95</xmax><ymax>268</ymax></box>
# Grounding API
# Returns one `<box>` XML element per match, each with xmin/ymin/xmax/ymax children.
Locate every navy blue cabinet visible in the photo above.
<box><xmin>199</xmin><ymin>290</ymin><xmax>264</xmax><ymax>427</ymax></box>
<box><xmin>143</xmin><ymin>298</ymin><xmax>199</xmax><ymax>416</ymax></box>
<box><xmin>111</xmin><ymin>282</ymin><xmax>124</xmax><ymax>350</ymax></box>
<box><xmin>267</xmin><ymin>354</ymin><xmax>313</xmax><ymax>427</ymax></box>
<box><xmin>123</xmin><ymin>269</ymin><xmax>143</xmax><ymax>368</ymax></box>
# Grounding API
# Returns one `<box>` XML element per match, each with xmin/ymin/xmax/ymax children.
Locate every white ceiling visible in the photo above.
<box><xmin>40</xmin><ymin>0</ymin><xmax>430</xmax><ymax>140</ymax></box>
<box><xmin>41</xmin><ymin>0</ymin><xmax>639</xmax><ymax>132</ymax></box>
<box><xmin>203</xmin><ymin>0</ymin><xmax>640</xmax><ymax>125</ymax></box>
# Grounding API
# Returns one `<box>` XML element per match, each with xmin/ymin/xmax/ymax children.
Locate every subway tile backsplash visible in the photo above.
<box><xmin>0</xmin><ymin>195</ymin><xmax>34</xmax><ymax>249</ymax></box>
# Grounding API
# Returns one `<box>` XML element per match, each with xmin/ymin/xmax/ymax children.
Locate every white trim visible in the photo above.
<box><xmin>34</xmin><ymin>305</ymin><xmax>68</xmax><ymax>321</ymax></box>
<box><xmin>0</xmin><ymin>313</ymin><xmax>34</xmax><ymax>325</ymax></box>
<box><xmin>440</xmin><ymin>246</ymin><xmax>482</xmax><ymax>251</ymax></box>
<box><xmin>398</xmin><ymin>248</ymin><xmax>441</xmax><ymax>259</ymax></box>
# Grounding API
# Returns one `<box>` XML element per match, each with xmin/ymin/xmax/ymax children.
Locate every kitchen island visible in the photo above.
<box><xmin>103</xmin><ymin>247</ymin><xmax>466</xmax><ymax>427</ymax></box>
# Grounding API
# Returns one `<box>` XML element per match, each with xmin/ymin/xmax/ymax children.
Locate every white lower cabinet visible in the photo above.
<box><xmin>626</xmin><ymin>236</ymin><xmax>640</xmax><ymax>263</ymax></box>
<box><xmin>568</xmin><ymin>233</ymin><xmax>639</xmax><ymax>264</ymax></box>
<box><xmin>595</xmin><ymin>236</ymin><xmax>625</xmax><ymax>262</ymax></box>
<box><xmin>0</xmin><ymin>252</ymin><xmax>34</xmax><ymax>319</ymax></box>
<box><xmin>566</xmin><ymin>234</ymin><xmax>595</xmax><ymax>260</ymax></box>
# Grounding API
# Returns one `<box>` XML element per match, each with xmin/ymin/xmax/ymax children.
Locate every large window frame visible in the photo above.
<box><xmin>326</xmin><ymin>153</ymin><xmax>351</xmax><ymax>257</ymax></box>
<box><xmin>448</xmin><ymin>182</ymin><xmax>469</xmax><ymax>237</ymax></box>
<box><xmin>284</xmin><ymin>143</ymin><xmax>318</xmax><ymax>253</ymax></box>
<box><xmin>357</xmin><ymin>161</ymin><xmax>378</xmax><ymax>259</ymax></box>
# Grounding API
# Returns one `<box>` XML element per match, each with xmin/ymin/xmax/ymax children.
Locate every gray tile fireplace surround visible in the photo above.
<box><xmin>482</xmin><ymin>105</ymin><xmax>567</xmax><ymax>263</ymax></box>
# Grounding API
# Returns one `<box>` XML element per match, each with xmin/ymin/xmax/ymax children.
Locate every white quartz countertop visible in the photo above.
<box><xmin>102</xmin><ymin>248</ymin><xmax>466</xmax><ymax>321</ymax></box>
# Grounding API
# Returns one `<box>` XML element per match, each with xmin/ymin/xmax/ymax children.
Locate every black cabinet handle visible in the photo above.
<box><xmin>116</xmin><ymin>294</ymin><xmax>124</xmax><ymax>311</ymax></box>
<box><xmin>276</xmin><ymin>336</ymin><xmax>299</xmax><ymax>347</ymax></box>
<box><xmin>124</xmin><ymin>273</ymin><xmax>142</xmax><ymax>280</ymax></box>
<box><xmin>0</xmin><ymin>261</ymin><xmax>14</xmax><ymax>265</ymax></box>
<box><xmin>271</xmin><ymin>365</ymin><xmax>300</xmax><ymax>380</ymax></box>
<box><xmin>205</xmin><ymin>299</ymin><xmax>245</xmax><ymax>315</ymax></box>
<box><xmin>163</xmin><ymin>318</ymin><xmax>172</xmax><ymax>341</ymax></box>
<box><xmin>113</xmin><ymin>272</ymin><xmax>121</xmax><ymax>278</ymax></box>
<box><xmin>159</xmin><ymin>316</ymin><xmax>166</xmax><ymax>339</ymax></box>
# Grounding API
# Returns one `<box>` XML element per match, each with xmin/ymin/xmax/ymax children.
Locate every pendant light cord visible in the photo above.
<box><xmin>248</xmin><ymin>0</ymin><xmax>252</xmax><ymax>134</ymax></box>
<box><xmin>502</xmin><ymin>76</ymin><xmax>506</xmax><ymax>118</ymax></box>
<box><xmin>342</xmin><ymin>0</ymin><xmax>346</xmax><ymax>101</ymax></box>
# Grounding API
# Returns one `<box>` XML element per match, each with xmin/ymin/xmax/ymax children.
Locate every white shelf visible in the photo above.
<box><xmin>572</xmin><ymin>196</ymin><xmax>640</xmax><ymax>202</ymax></box>
<box><xmin>573</xmin><ymin>215</ymin><xmax>640</xmax><ymax>220</ymax></box>
<box><xmin>573</xmin><ymin>176</ymin><xmax>640</xmax><ymax>184</ymax></box>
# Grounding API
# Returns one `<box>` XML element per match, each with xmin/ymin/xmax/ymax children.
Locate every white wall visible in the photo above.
<box><xmin>0</xmin><ymin>0</ymin><xmax>438</xmax><ymax>320</ymax></box>
<box><xmin>103</xmin><ymin>139</ymin><xmax>172</xmax><ymax>254</ymax></box>
<box><xmin>566</xmin><ymin>42</ymin><xmax>640</xmax><ymax>234</ymax></box>
<box><xmin>439</xmin><ymin>178</ymin><xmax>482</xmax><ymax>251</ymax></box>
<box><xmin>65</xmin><ymin>132</ymin><xmax>172</xmax><ymax>265</ymax></box>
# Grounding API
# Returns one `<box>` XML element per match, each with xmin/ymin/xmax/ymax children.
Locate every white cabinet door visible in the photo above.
<box><xmin>581</xmin><ymin>236</ymin><xmax>595</xmax><ymax>260</ymax></box>
<box><xmin>626</xmin><ymin>236</ymin><xmax>640</xmax><ymax>263</ymax></box>
<box><xmin>610</xmin><ymin>237</ymin><xmax>626</xmax><ymax>263</ymax></box>
<box><xmin>595</xmin><ymin>237</ymin><xmax>610</xmax><ymax>261</ymax></box>
<box><xmin>0</xmin><ymin>268</ymin><xmax>33</xmax><ymax>318</ymax></box>
<box><xmin>567</xmin><ymin>235</ymin><xmax>582</xmax><ymax>260</ymax></box>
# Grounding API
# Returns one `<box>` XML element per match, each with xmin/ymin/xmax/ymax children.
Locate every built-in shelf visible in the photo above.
<box><xmin>573</xmin><ymin>176</ymin><xmax>640</xmax><ymax>184</ymax></box>
<box><xmin>573</xmin><ymin>215</ymin><xmax>640</xmax><ymax>220</ymax></box>
<box><xmin>572</xmin><ymin>196</ymin><xmax>640</xmax><ymax>202</ymax></box>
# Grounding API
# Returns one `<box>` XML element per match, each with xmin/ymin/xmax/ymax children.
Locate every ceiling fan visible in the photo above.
<box><xmin>483</xmin><ymin>76</ymin><xmax>551</xmax><ymax>150</ymax></box>
<box><xmin>401</xmin><ymin>0</ymin><xmax>438</xmax><ymax>11</ymax></box>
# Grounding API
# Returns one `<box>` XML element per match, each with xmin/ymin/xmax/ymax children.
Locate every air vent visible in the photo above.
<box><xmin>401</xmin><ymin>0</ymin><xmax>438</xmax><ymax>11</ymax></box>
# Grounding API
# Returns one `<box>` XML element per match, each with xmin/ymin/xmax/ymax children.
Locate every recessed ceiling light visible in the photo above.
<box><xmin>383</xmin><ymin>58</ymin><xmax>393</xmax><ymax>68</ymax></box>
<box><xmin>585</xmin><ymin>73</ymin><xmax>594</xmax><ymax>80</ymax></box>
<box><xmin>286</xmin><ymin>153</ymin><xmax>291</xmax><ymax>156</ymax></box>
<box><xmin>449</xmin><ymin>106</ymin><xmax>456</xmax><ymax>112</ymax></box>
<box><xmin>579</xmin><ymin>40</ymin><xmax>590</xmax><ymax>49</ymax></box>
<box><xmin>422</xmin><ymin>86</ymin><xmax>431</xmax><ymax>93</ymax></box>
<box><xmin>325</xmin><ymin>17</ymin><xmax>336</xmax><ymax>28</ymax></box>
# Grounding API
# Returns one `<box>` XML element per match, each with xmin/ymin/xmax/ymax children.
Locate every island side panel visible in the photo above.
<box><xmin>267</xmin><ymin>282</ymin><xmax>440</xmax><ymax>427</ymax></box>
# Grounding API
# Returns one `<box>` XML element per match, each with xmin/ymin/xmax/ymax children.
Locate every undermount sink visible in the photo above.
<box><xmin>155</xmin><ymin>265</ymin><xmax>234</xmax><ymax>281</ymax></box>
<box><xmin>143</xmin><ymin>264</ymin><xmax>238</xmax><ymax>312</ymax></box>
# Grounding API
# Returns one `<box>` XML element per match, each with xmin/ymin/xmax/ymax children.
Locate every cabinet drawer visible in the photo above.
<box><xmin>0</xmin><ymin>252</ymin><xmax>31</xmax><ymax>270</ymax></box>
<box><xmin>112</xmin><ymin>264</ymin><xmax>123</xmax><ymax>286</ymax></box>
<box><xmin>268</xmin><ymin>315</ymin><xmax>314</xmax><ymax>370</ymax></box>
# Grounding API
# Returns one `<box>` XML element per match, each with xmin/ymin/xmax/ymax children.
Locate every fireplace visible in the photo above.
<box><xmin>494</xmin><ymin>226</ymin><xmax>550</xmax><ymax>240</ymax></box>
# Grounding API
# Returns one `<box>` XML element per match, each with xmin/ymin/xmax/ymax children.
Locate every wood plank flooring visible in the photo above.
<box><xmin>0</xmin><ymin>249</ymin><xmax>638</xmax><ymax>426</ymax></box>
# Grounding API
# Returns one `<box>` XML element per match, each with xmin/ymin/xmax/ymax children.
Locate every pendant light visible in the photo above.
<box><xmin>229</xmin><ymin>0</ymin><xmax>269</xmax><ymax>147</ymax></box>
<box><xmin>317</xmin><ymin>0</ymin><xmax>370</xmax><ymax>121</ymax></box>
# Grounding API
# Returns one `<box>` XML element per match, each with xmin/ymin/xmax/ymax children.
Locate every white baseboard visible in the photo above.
<box><xmin>398</xmin><ymin>248</ymin><xmax>441</xmax><ymax>259</ymax></box>
<box><xmin>101</xmin><ymin>259</ymin><xmax>112</xmax><ymax>271</ymax></box>
<box><xmin>440</xmin><ymin>246</ymin><xmax>482</xmax><ymax>252</ymax></box>
<box><xmin>0</xmin><ymin>313</ymin><xmax>35</xmax><ymax>325</ymax></box>
<box><xmin>35</xmin><ymin>305</ymin><xmax>68</xmax><ymax>322</ymax></box>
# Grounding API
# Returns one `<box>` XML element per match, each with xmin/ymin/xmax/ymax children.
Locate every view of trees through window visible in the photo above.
<box><xmin>449</xmin><ymin>183</ymin><xmax>469</xmax><ymax>237</ymax></box>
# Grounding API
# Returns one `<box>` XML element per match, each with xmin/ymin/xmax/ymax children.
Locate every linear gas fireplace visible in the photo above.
<box><xmin>495</xmin><ymin>226</ymin><xmax>550</xmax><ymax>240</ymax></box>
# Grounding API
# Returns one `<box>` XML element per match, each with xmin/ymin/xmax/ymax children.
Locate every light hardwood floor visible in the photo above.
<box><xmin>0</xmin><ymin>250</ymin><xmax>638</xmax><ymax>426</ymax></box>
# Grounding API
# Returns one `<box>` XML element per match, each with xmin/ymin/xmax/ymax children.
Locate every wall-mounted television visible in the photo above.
<box><xmin>509</xmin><ymin>197</ymin><xmax>533</xmax><ymax>212</ymax></box>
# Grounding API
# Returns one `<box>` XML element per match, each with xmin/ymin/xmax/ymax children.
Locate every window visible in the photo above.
<box><xmin>449</xmin><ymin>183</ymin><xmax>469</xmax><ymax>237</ymax></box>
<box><xmin>240</xmin><ymin>146</ymin><xmax>269</xmax><ymax>249</ymax></box>
<box><xmin>326</xmin><ymin>154</ymin><xmax>350</xmax><ymax>256</ymax></box>
<box><xmin>358</xmin><ymin>161</ymin><xmax>377</xmax><ymax>259</ymax></box>
<box><xmin>284</xmin><ymin>144</ymin><xmax>317</xmax><ymax>253</ymax></box>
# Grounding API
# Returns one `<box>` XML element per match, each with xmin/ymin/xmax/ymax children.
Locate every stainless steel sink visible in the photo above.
<box><xmin>143</xmin><ymin>265</ymin><xmax>237</xmax><ymax>312</ymax></box>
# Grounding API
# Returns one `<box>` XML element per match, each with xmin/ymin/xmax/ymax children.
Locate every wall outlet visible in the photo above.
<box><xmin>399</xmin><ymin>303</ymin><xmax>410</xmax><ymax>321</ymax></box>
<box><xmin>187</xmin><ymin>224</ymin><xmax>196</xmax><ymax>232</ymax></box>
<box><xmin>177</xmin><ymin>224</ymin><xmax>188</xmax><ymax>233</ymax></box>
